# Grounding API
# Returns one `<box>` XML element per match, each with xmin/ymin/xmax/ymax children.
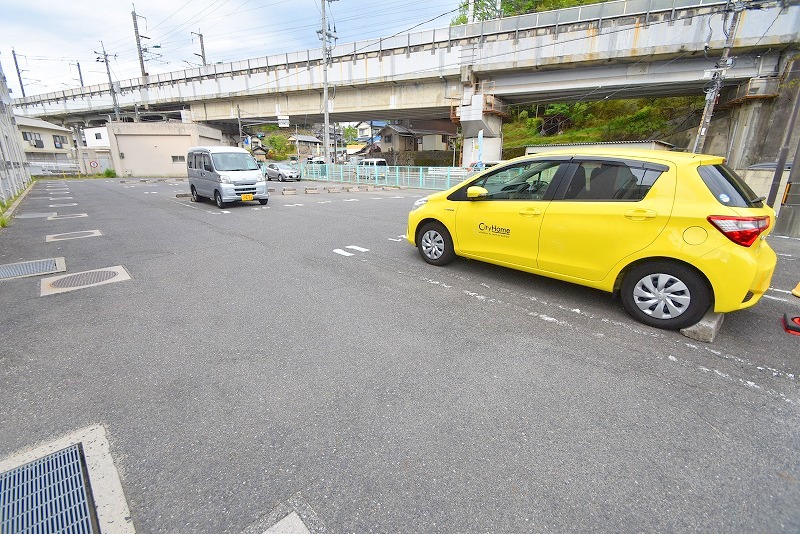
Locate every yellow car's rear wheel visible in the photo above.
<box><xmin>621</xmin><ymin>261</ymin><xmax>710</xmax><ymax>330</ymax></box>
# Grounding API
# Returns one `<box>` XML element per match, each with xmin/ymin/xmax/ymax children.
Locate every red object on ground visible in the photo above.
<box><xmin>782</xmin><ymin>315</ymin><xmax>800</xmax><ymax>336</ymax></box>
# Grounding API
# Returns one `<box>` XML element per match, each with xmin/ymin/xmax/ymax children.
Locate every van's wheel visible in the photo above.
<box><xmin>214</xmin><ymin>191</ymin><xmax>226</xmax><ymax>209</ymax></box>
<box><xmin>417</xmin><ymin>221</ymin><xmax>455</xmax><ymax>266</ymax></box>
<box><xmin>190</xmin><ymin>186</ymin><xmax>202</xmax><ymax>202</ymax></box>
<box><xmin>259</xmin><ymin>199</ymin><xmax>268</xmax><ymax>205</ymax></box>
<box><xmin>620</xmin><ymin>261</ymin><xmax>710</xmax><ymax>330</ymax></box>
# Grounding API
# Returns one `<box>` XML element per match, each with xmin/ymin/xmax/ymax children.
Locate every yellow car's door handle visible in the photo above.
<box><xmin>519</xmin><ymin>207</ymin><xmax>542</xmax><ymax>218</ymax></box>
<box><xmin>624</xmin><ymin>209</ymin><xmax>657</xmax><ymax>221</ymax></box>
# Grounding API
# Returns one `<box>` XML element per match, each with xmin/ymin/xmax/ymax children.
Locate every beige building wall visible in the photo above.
<box><xmin>105</xmin><ymin>122</ymin><xmax>227</xmax><ymax>177</ymax></box>
<box><xmin>420</xmin><ymin>134</ymin><xmax>448</xmax><ymax>151</ymax></box>
<box><xmin>14</xmin><ymin>115</ymin><xmax>76</xmax><ymax>173</ymax></box>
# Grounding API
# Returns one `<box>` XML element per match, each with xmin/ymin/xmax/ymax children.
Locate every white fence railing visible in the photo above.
<box><xmin>301</xmin><ymin>164</ymin><xmax>471</xmax><ymax>190</ymax></box>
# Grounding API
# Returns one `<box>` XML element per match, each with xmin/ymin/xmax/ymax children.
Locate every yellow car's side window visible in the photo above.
<box><xmin>562</xmin><ymin>162</ymin><xmax>664</xmax><ymax>201</ymax></box>
<box><xmin>473</xmin><ymin>160</ymin><xmax>563</xmax><ymax>200</ymax></box>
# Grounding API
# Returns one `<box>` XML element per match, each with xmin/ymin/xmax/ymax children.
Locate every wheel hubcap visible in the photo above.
<box><xmin>632</xmin><ymin>273</ymin><xmax>691</xmax><ymax>319</ymax></box>
<box><xmin>421</xmin><ymin>230</ymin><xmax>444</xmax><ymax>260</ymax></box>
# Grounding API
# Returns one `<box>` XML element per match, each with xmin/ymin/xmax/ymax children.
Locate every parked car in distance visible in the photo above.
<box><xmin>358</xmin><ymin>158</ymin><xmax>388</xmax><ymax>167</ymax></box>
<box><xmin>357</xmin><ymin>158</ymin><xmax>389</xmax><ymax>179</ymax></box>
<box><xmin>264</xmin><ymin>162</ymin><xmax>301</xmax><ymax>182</ymax></box>
<box><xmin>187</xmin><ymin>146</ymin><xmax>268</xmax><ymax>208</ymax></box>
<box><xmin>407</xmin><ymin>149</ymin><xmax>777</xmax><ymax>330</ymax></box>
<box><xmin>467</xmin><ymin>161</ymin><xmax>502</xmax><ymax>173</ymax></box>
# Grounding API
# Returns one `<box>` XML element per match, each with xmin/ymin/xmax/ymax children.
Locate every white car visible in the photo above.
<box><xmin>264</xmin><ymin>162</ymin><xmax>301</xmax><ymax>182</ymax></box>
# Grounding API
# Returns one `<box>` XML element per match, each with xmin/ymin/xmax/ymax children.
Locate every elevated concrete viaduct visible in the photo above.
<box><xmin>12</xmin><ymin>0</ymin><xmax>800</xmax><ymax>168</ymax></box>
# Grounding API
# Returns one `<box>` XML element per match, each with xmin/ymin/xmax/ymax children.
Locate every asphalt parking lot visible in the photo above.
<box><xmin>1</xmin><ymin>177</ymin><xmax>798</xmax><ymax>533</ymax></box>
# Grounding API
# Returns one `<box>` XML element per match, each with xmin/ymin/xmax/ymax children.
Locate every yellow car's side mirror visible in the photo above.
<box><xmin>467</xmin><ymin>186</ymin><xmax>489</xmax><ymax>199</ymax></box>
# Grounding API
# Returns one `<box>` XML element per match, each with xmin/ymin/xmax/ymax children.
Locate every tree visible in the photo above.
<box><xmin>453</xmin><ymin>0</ymin><xmax>608</xmax><ymax>24</ymax></box>
<box><xmin>342</xmin><ymin>126</ymin><xmax>358</xmax><ymax>144</ymax></box>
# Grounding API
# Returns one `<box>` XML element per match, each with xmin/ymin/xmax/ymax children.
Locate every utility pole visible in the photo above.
<box><xmin>191</xmin><ymin>30</ymin><xmax>207</xmax><ymax>66</ymax></box>
<box><xmin>318</xmin><ymin>0</ymin><xmax>337</xmax><ymax>163</ymax></box>
<box><xmin>691</xmin><ymin>2</ymin><xmax>742</xmax><ymax>154</ymax></box>
<box><xmin>237</xmin><ymin>105</ymin><xmax>243</xmax><ymax>147</ymax></box>
<box><xmin>11</xmin><ymin>48</ymin><xmax>25</xmax><ymax>98</ymax></box>
<box><xmin>132</xmin><ymin>4</ymin><xmax>149</xmax><ymax>77</ymax></box>
<box><xmin>95</xmin><ymin>42</ymin><xmax>120</xmax><ymax>121</ymax></box>
<box><xmin>72</xmin><ymin>62</ymin><xmax>84</xmax><ymax>87</ymax></box>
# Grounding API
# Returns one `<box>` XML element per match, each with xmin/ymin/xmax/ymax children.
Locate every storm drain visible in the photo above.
<box><xmin>0</xmin><ymin>444</ymin><xmax>99</xmax><ymax>534</ymax></box>
<box><xmin>0</xmin><ymin>258</ymin><xmax>66</xmax><ymax>281</ymax></box>
<box><xmin>40</xmin><ymin>266</ymin><xmax>131</xmax><ymax>296</ymax></box>
<box><xmin>46</xmin><ymin>230</ymin><xmax>102</xmax><ymax>242</ymax></box>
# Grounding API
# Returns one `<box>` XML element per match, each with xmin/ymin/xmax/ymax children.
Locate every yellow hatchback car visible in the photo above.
<box><xmin>407</xmin><ymin>149</ymin><xmax>777</xmax><ymax>330</ymax></box>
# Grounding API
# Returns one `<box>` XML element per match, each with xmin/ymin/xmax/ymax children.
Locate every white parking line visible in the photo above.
<box><xmin>333</xmin><ymin>249</ymin><xmax>354</xmax><ymax>256</ymax></box>
<box><xmin>343</xmin><ymin>198</ymin><xmax>359</xmax><ymax>202</ymax></box>
<box><xmin>346</xmin><ymin>246</ymin><xmax>370</xmax><ymax>252</ymax></box>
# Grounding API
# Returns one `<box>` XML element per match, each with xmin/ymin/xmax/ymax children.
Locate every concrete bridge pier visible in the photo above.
<box><xmin>703</xmin><ymin>59</ymin><xmax>800</xmax><ymax>209</ymax></box>
<box><xmin>458</xmin><ymin>92</ymin><xmax>508</xmax><ymax>166</ymax></box>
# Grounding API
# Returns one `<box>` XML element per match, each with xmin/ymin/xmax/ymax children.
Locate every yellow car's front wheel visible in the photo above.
<box><xmin>418</xmin><ymin>222</ymin><xmax>455</xmax><ymax>266</ymax></box>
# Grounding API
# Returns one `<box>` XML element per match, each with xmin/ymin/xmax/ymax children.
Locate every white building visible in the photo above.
<box><xmin>0</xmin><ymin>60</ymin><xmax>30</xmax><ymax>202</ymax></box>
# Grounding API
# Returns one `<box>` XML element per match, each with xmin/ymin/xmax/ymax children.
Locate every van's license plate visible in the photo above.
<box><xmin>241</xmin><ymin>194</ymin><xmax>254</xmax><ymax>201</ymax></box>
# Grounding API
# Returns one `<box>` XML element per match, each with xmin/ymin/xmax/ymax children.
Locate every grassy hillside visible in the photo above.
<box><xmin>503</xmin><ymin>96</ymin><xmax>704</xmax><ymax>150</ymax></box>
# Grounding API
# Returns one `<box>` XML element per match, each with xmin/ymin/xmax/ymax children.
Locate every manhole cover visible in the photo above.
<box><xmin>0</xmin><ymin>258</ymin><xmax>66</xmax><ymax>280</ymax></box>
<box><xmin>51</xmin><ymin>270</ymin><xmax>118</xmax><ymax>288</ymax></box>
<box><xmin>40</xmin><ymin>266</ymin><xmax>131</xmax><ymax>296</ymax></box>
<box><xmin>0</xmin><ymin>444</ymin><xmax>99</xmax><ymax>533</ymax></box>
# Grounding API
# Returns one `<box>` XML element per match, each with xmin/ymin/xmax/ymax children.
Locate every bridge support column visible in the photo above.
<box><xmin>458</xmin><ymin>93</ymin><xmax>507</xmax><ymax>167</ymax></box>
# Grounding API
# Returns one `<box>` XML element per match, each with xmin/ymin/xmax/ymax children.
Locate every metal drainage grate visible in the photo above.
<box><xmin>51</xmin><ymin>270</ymin><xmax>118</xmax><ymax>289</ymax></box>
<box><xmin>0</xmin><ymin>258</ymin><xmax>66</xmax><ymax>281</ymax></box>
<box><xmin>0</xmin><ymin>444</ymin><xmax>99</xmax><ymax>534</ymax></box>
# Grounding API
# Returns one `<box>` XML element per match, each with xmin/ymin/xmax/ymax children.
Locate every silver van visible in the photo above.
<box><xmin>187</xmin><ymin>146</ymin><xmax>269</xmax><ymax>208</ymax></box>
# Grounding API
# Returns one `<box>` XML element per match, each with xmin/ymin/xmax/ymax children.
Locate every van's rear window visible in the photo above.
<box><xmin>697</xmin><ymin>164</ymin><xmax>764</xmax><ymax>208</ymax></box>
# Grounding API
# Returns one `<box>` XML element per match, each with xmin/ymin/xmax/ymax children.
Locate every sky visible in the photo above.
<box><xmin>0</xmin><ymin>0</ymin><xmax>462</xmax><ymax>98</ymax></box>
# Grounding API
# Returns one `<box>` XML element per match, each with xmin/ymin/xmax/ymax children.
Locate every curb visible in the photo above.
<box><xmin>680</xmin><ymin>311</ymin><xmax>725</xmax><ymax>343</ymax></box>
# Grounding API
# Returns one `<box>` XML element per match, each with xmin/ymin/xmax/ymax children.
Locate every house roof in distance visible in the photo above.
<box><xmin>14</xmin><ymin>115</ymin><xmax>71</xmax><ymax>132</ymax></box>
<box><xmin>289</xmin><ymin>134</ymin><xmax>322</xmax><ymax>144</ymax></box>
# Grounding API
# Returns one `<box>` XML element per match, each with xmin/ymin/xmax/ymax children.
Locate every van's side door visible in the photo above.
<box><xmin>199</xmin><ymin>153</ymin><xmax>214</xmax><ymax>196</ymax></box>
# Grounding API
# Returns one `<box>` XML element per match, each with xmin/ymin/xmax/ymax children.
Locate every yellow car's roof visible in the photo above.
<box><xmin>514</xmin><ymin>148</ymin><xmax>724</xmax><ymax>166</ymax></box>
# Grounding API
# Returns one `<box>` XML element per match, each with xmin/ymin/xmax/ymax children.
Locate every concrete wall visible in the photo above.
<box><xmin>106</xmin><ymin>122</ymin><xmax>226</xmax><ymax>177</ymax></box>
<box><xmin>420</xmin><ymin>134</ymin><xmax>447</xmax><ymax>151</ymax></box>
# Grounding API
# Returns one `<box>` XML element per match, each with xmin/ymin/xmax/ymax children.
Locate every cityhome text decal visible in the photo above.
<box><xmin>478</xmin><ymin>222</ymin><xmax>511</xmax><ymax>238</ymax></box>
